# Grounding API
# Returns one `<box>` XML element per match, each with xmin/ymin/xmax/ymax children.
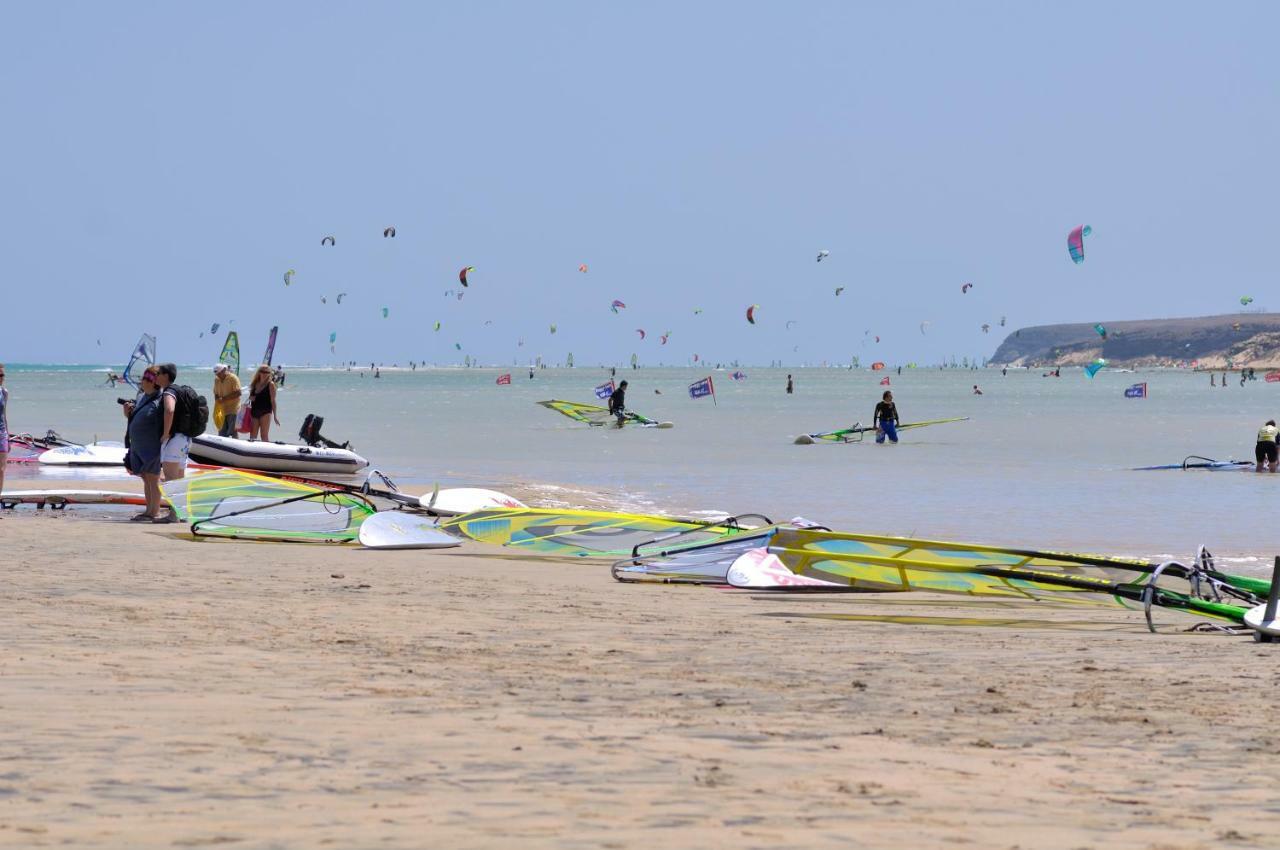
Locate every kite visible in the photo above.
<box><xmin>875</xmin><ymin>336</ymin><xmax>880</xmax><ymax>343</ymax></box>
<box><xmin>383</xmin><ymin>226</ymin><xmax>396</xmax><ymax>238</ymax></box>
<box><xmin>210</xmin><ymin>323</ymin><xmax>220</xmax><ymax>334</ymax></box>
<box><xmin>1084</xmin><ymin>359</ymin><xmax>1106</xmax><ymax>379</ymax></box>
<box><xmin>746</xmin><ymin>304</ymin><xmax>759</xmax><ymax>324</ymax></box>
<box><xmin>816</xmin><ymin>250</ymin><xmax>829</xmax><ymax>262</ymax></box>
<box><xmin>610</xmin><ymin>299</ymin><xmax>626</xmax><ymax>313</ymax></box>
<box><xmin>320</xmin><ymin>296</ymin><xmax>327</xmax><ymax>304</ymax></box>
<box><xmin>321</xmin><ymin>236</ymin><xmax>335</xmax><ymax>246</ymax></box>
<box><xmin>693</xmin><ymin>308</ymin><xmax>703</xmax><ymax>315</ymax></box>
<box><xmin>457</xmin><ymin>291</ymin><xmax>465</xmax><ymax>301</ymax></box>
<box><xmin>1241</xmin><ymin>296</ymin><xmax>1254</xmax><ymax>306</ymax></box>
<box><xmin>550</xmin><ymin>324</ymin><xmax>557</xmax><ymax>334</ymax></box>
<box><xmin>919</xmin><ymin>321</ymin><xmax>931</xmax><ymax>335</ymax></box>
<box><xmin>336</xmin><ymin>292</ymin><xmax>347</xmax><ymax>304</ymax></box>
<box><xmin>693</xmin><ymin>353</ymin><xmax>700</xmax><ymax>362</ymax></box>
<box><xmin>444</xmin><ymin>289</ymin><xmax>454</xmax><ymax>297</ymax></box>
<box><xmin>636</xmin><ymin>329</ymin><xmax>646</xmax><ymax>340</ymax></box>
<box><xmin>1094</xmin><ymin>323</ymin><xmax>1107</xmax><ymax>339</ymax></box>
<box><xmin>381</xmin><ymin>307</ymin><xmax>389</xmax><ymax>319</ymax></box>
<box><xmin>1000</xmin><ymin>316</ymin><xmax>1006</xmax><ymax>326</ymax></box>
<box><xmin>786</xmin><ymin>320</ymin><xmax>797</xmax><ymax>329</ymax></box>
<box><xmin>981</xmin><ymin>324</ymin><xmax>990</xmax><ymax>333</ymax></box>
<box><xmin>460</xmin><ymin>267</ymin><xmax>475</xmax><ymax>287</ymax></box>
<box><xmin>455</xmin><ymin>343</ymin><xmax>462</xmax><ymax>350</ymax></box>
<box><xmin>578</xmin><ymin>264</ymin><xmax>588</xmax><ymax>273</ymax></box>
<box><xmin>660</xmin><ymin>332</ymin><xmax>670</xmax><ymax>345</ymax></box>
<box><xmin>283</xmin><ymin>269</ymin><xmax>295</xmax><ymax>286</ymax></box>
<box><xmin>961</xmin><ymin>283</ymin><xmax>974</xmax><ymax>294</ymax></box>
<box><xmin>1068</xmin><ymin>225</ymin><xmax>1091</xmax><ymax>264</ymax></box>
<box><xmin>434</xmin><ymin>321</ymin><xmax>441</xmax><ymax>332</ymax></box>
<box><xmin>329</xmin><ymin>332</ymin><xmax>337</xmax><ymax>344</ymax></box>
<box><xmin>835</xmin><ymin>287</ymin><xmax>844</xmax><ymax>296</ymax></box>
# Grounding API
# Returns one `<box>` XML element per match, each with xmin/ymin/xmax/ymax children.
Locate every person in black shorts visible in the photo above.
<box><xmin>608</xmin><ymin>380</ymin><xmax>628</xmax><ymax>427</ymax></box>
<box><xmin>1256</xmin><ymin>420</ymin><xmax>1278</xmax><ymax>473</ymax></box>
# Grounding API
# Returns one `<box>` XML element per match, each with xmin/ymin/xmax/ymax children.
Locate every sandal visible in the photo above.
<box><xmin>130</xmin><ymin>513</ymin><xmax>156</xmax><ymax>522</ymax></box>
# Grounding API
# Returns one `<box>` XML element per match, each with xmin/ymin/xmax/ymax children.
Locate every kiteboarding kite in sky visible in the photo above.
<box><xmin>1068</xmin><ymin>225</ymin><xmax>1091</xmax><ymax>264</ymax></box>
<box><xmin>961</xmin><ymin>283</ymin><xmax>973</xmax><ymax>294</ymax></box>
<box><xmin>816</xmin><ymin>250</ymin><xmax>829</xmax><ymax>262</ymax></box>
<box><xmin>746</xmin><ymin>304</ymin><xmax>759</xmax><ymax>324</ymax></box>
<box><xmin>283</xmin><ymin>270</ymin><xmax>295</xmax><ymax>286</ymax></box>
<box><xmin>321</xmin><ymin>236</ymin><xmax>335</xmax><ymax>246</ymax></box>
<box><xmin>610</xmin><ymin>300</ymin><xmax>626</xmax><ymax>313</ymax></box>
<box><xmin>460</xmin><ymin>267</ymin><xmax>475</xmax><ymax>286</ymax></box>
<box><xmin>383</xmin><ymin>226</ymin><xmax>396</xmax><ymax>238</ymax></box>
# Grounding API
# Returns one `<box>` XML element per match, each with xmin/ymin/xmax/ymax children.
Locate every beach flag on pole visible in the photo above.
<box><xmin>496</xmin><ymin>373</ymin><xmax>511</xmax><ymax>385</ymax></box>
<box><xmin>1124</xmin><ymin>382</ymin><xmax>1148</xmax><ymax>398</ymax></box>
<box><xmin>879</xmin><ymin>377</ymin><xmax>891</xmax><ymax>386</ymax></box>
<box><xmin>689</xmin><ymin>375</ymin><xmax>716</xmax><ymax>405</ymax></box>
<box><xmin>594</xmin><ymin>380</ymin><xmax>616</xmax><ymax>399</ymax></box>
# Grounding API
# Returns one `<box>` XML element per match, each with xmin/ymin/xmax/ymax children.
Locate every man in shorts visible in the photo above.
<box><xmin>213</xmin><ymin>363</ymin><xmax>241</xmax><ymax>438</ymax></box>
<box><xmin>154</xmin><ymin>363</ymin><xmax>190</xmax><ymax>483</ymax></box>
<box><xmin>1256</xmin><ymin>420</ymin><xmax>1278</xmax><ymax>473</ymax></box>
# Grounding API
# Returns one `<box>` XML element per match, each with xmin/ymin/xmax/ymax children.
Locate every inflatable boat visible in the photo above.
<box><xmin>189</xmin><ymin>435</ymin><xmax>369</xmax><ymax>475</ymax></box>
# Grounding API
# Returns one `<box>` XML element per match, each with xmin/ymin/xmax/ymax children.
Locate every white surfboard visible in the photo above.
<box><xmin>358</xmin><ymin>512</ymin><xmax>461</xmax><ymax>549</ymax></box>
<box><xmin>0</xmin><ymin>490</ymin><xmax>146</xmax><ymax>507</ymax></box>
<box><xmin>418</xmin><ymin>487</ymin><xmax>528</xmax><ymax>517</ymax></box>
<box><xmin>1244</xmin><ymin>603</ymin><xmax>1280</xmax><ymax>638</ymax></box>
<box><xmin>38</xmin><ymin>444</ymin><xmax>128</xmax><ymax>466</ymax></box>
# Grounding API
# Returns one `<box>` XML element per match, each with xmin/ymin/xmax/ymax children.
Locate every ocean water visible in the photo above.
<box><xmin>4</xmin><ymin>364</ymin><xmax>1278</xmax><ymax>569</ymax></box>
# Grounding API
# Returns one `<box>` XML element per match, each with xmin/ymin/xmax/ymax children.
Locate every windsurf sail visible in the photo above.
<box><xmin>439</xmin><ymin>508</ymin><xmax>763</xmax><ymax>558</ymax></box>
<box><xmin>536</xmin><ymin>399</ymin><xmax>669</xmax><ymax>428</ymax></box>
<box><xmin>123</xmin><ymin>333</ymin><xmax>157</xmax><ymax>388</ymax></box>
<box><xmin>219</xmin><ymin>331</ymin><xmax>241</xmax><ymax>376</ymax></box>
<box><xmin>796</xmin><ymin>417</ymin><xmax>969</xmax><ymax>444</ymax></box>
<box><xmin>163</xmin><ymin>468</ymin><xmax>375</xmax><ymax>542</ymax></box>
<box><xmin>613</xmin><ymin>525</ymin><xmax>1264</xmax><ymax>628</ymax></box>
<box><xmin>262</xmin><ymin>325</ymin><xmax>279</xmax><ymax>366</ymax></box>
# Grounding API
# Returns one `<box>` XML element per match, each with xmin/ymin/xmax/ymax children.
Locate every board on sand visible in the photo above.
<box><xmin>358</xmin><ymin>511</ymin><xmax>462</xmax><ymax>550</ymax></box>
<box><xmin>0</xmin><ymin>490</ymin><xmax>146</xmax><ymax>508</ymax></box>
<box><xmin>38</xmin><ymin>444</ymin><xmax>128</xmax><ymax>467</ymax></box>
<box><xmin>419</xmin><ymin>488</ymin><xmax>528</xmax><ymax>516</ymax></box>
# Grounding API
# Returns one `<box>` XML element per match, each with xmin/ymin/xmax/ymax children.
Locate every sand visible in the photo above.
<box><xmin>1</xmin><ymin>486</ymin><xmax>1278</xmax><ymax>849</ymax></box>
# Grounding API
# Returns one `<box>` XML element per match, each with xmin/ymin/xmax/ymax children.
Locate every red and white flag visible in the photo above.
<box><xmin>496</xmin><ymin>373</ymin><xmax>511</xmax><ymax>385</ymax></box>
<box><xmin>879</xmin><ymin>377</ymin><xmax>890</xmax><ymax>386</ymax></box>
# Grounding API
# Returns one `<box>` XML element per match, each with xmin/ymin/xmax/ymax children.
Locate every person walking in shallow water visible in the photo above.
<box><xmin>873</xmin><ymin>390</ymin><xmax>899</xmax><ymax>444</ymax></box>
<box><xmin>786</xmin><ymin>374</ymin><xmax>793</xmax><ymax>395</ymax></box>
<box><xmin>1256</xmin><ymin>420</ymin><xmax>1279</xmax><ymax>473</ymax></box>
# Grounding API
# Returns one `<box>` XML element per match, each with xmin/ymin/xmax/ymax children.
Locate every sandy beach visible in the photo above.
<box><xmin>2</xmin><ymin>484</ymin><xmax>1276</xmax><ymax>849</ymax></box>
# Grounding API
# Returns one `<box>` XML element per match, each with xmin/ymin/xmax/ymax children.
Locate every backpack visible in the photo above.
<box><xmin>170</xmin><ymin>385</ymin><xmax>209</xmax><ymax>437</ymax></box>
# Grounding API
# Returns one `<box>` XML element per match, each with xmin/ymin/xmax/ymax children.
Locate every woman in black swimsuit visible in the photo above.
<box><xmin>248</xmin><ymin>364</ymin><xmax>280</xmax><ymax>441</ymax></box>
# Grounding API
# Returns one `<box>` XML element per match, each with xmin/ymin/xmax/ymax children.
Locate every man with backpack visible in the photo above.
<box><xmin>154</xmin><ymin>363</ymin><xmax>209</xmax><ymax>491</ymax></box>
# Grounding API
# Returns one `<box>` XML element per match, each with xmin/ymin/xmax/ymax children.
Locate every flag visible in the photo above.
<box><xmin>594</xmin><ymin>380</ymin><xmax>615</xmax><ymax>399</ymax></box>
<box><xmin>688</xmin><ymin>375</ymin><xmax>715</xmax><ymax>400</ymax></box>
<box><xmin>880</xmin><ymin>377</ymin><xmax>890</xmax><ymax>386</ymax></box>
<box><xmin>496</xmin><ymin>373</ymin><xmax>511</xmax><ymax>385</ymax></box>
<box><xmin>1266</xmin><ymin>371</ymin><xmax>1280</xmax><ymax>383</ymax></box>
<box><xmin>1124</xmin><ymin>382</ymin><xmax>1147</xmax><ymax>398</ymax></box>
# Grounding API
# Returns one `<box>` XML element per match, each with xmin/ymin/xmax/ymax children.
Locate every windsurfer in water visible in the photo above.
<box><xmin>873</xmin><ymin>390</ymin><xmax>899</xmax><ymax>444</ymax></box>
<box><xmin>1256</xmin><ymin>420</ymin><xmax>1279</xmax><ymax>473</ymax></box>
<box><xmin>608</xmin><ymin>380</ymin><xmax>628</xmax><ymax>427</ymax></box>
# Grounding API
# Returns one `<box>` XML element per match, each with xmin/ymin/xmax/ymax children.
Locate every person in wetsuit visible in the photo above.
<box><xmin>873</xmin><ymin>390</ymin><xmax>899</xmax><ymax>444</ymax></box>
<box><xmin>608</xmin><ymin>380</ymin><xmax>628</xmax><ymax>427</ymax></box>
<box><xmin>1256</xmin><ymin>419</ymin><xmax>1279</xmax><ymax>473</ymax></box>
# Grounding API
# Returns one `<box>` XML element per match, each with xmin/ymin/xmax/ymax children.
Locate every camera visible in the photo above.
<box><xmin>117</xmin><ymin>398</ymin><xmax>131</xmax><ymax>405</ymax></box>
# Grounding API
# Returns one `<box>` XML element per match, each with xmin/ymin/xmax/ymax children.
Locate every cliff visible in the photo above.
<box><xmin>990</xmin><ymin>314</ymin><xmax>1280</xmax><ymax>369</ymax></box>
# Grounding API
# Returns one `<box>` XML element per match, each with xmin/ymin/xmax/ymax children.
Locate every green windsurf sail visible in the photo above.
<box><xmin>536</xmin><ymin>400</ymin><xmax>672</xmax><ymax>429</ymax></box>
<box><xmin>219</xmin><ymin>331</ymin><xmax>241</xmax><ymax>377</ymax></box>
<box><xmin>795</xmin><ymin>417</ymin><xmax>969</xmax><ymax>444</ymax></box>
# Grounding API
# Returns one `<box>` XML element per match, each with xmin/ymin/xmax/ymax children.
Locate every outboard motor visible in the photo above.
<box><xmin>299</xmin><ymin>414</ymin><xmax>351</xmax><ymax>450</ymax></box>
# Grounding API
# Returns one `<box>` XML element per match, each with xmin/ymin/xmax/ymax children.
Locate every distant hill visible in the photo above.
<box><xmin>990</xmin><ymin>314</ymin><xmax>1280</xmax><ymax>369</ymax></box>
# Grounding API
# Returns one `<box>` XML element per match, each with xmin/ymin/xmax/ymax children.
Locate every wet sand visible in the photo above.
<box><xmin>1</xmin><ymin>495</ymin><xmax>1277</xmax><ymax>849</ymax></box>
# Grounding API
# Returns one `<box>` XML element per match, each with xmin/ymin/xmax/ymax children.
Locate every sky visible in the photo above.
<box><xmin>2</xmin><ymin>1</ymin><xmax>1276</xmax><ymax>367</ymax></box>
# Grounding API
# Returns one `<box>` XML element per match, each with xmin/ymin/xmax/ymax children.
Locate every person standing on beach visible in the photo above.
<box><xmin>248</xmin><ymin>365</ymin><xmax>280</xmax><ymax>441</ymax></box>
<box><xmin>153</xmin><ymin>364</ymin><xmax>190</xmax><ymax>488</ymax></box>
<box><xmin>213</xmin><ymin>364</ymin><xmax>242</xmax><ymax>438</ymax></box>
<box><xmin>0</xmin><ymin>364</ymin><xmax>9</xmax><ymax>496</ymax></box>
<box><xmin>122</xmin><ymin>369</ymin><xmax>165</xmax><ymax>521</ymax></box>
<box><xmin>786</xmin><ymin>374</ymin><xmax>794</xmax><ymax>394</ymax></box>
<box><xmin>1256</xmin><ymin>420</ymin><xmax>1279</xmax><ymax>473</ymax></box>
<box><xmin>608</xmin><ymin>380</ymin><xmax>628</xmax><ymax>427</ymax></box>
<box><xmin>873</xmin><ymin>390</ymin><xmax>899</xmax><ymax>444</ymax></box>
